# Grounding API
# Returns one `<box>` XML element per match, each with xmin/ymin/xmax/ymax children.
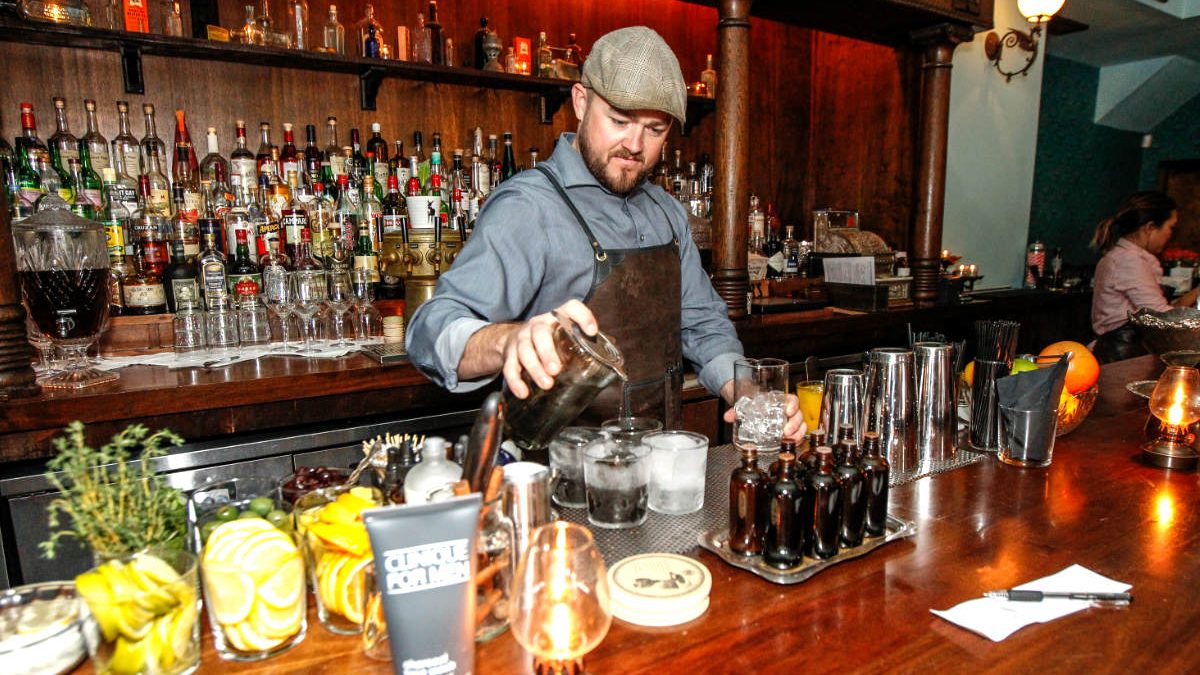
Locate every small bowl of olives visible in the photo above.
<box><xmin>277</xmin><ymin>465</ymin><xmax>354</xmax><ymax>506</ymax></box>
<box><xmin>186</xmin><ymin>476</ymin><xmax>292</xmax><ymax>552</ymax></box>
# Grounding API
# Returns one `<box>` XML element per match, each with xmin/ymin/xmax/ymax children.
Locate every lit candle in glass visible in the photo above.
<box><xmin>1143</xmin><ymin>365</ymin><xmax>1200</xmax><ymax>470</ymax></box>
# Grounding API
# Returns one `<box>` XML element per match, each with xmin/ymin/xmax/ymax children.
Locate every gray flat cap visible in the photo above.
<box><xmin>581</xmin><ymin>26</ymin><xmax>687</xmax><ymax>126</ymax></box>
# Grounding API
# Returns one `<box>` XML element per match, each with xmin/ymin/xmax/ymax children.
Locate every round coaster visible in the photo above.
<box><xmin>606</xmin><ymin>553</ymin><xmax>711</xmax><ymax>627</ymax></box>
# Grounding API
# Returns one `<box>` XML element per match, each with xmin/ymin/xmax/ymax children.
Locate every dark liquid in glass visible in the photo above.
<box><xmin>20</xmin><ymin>268</ymin><xmax>109</xmax><ymax>339</ymax></box>
<box><xmin>586</xmin><ymin>484</ymin><xmax>648</xmax><ymax>526</ymax></box>
<box><xmin>860</xmin><ymin>433</ymin><xmax>891</xmax><ymax>537</ymax></box>
<box><xmin>763</xmin><ymin>453</ymin><xmax>805</xmax><ymax>569</ymax></box>
<box><xmin>808</xmin><ymin>448</ymin><xmax>841</xmax><ymax>559</ymax></box>
<box><xmin>729</xmin><ymin>450</ymin><xmax>767</xmax><ymax>556</ymax></box>
<box><xmin>836</xmin><ymin>451</ymin><xmax>866</xmax><ymax>548</ymax></box>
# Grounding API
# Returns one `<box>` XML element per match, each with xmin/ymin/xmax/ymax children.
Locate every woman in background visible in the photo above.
<box><xmin>1090</xmin><ymin>191</ymin><xmax>1199</xmax><ymax>363</ymax></box>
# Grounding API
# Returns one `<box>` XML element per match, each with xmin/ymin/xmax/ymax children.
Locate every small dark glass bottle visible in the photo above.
<box><xmin>382</xmin><ymin>439</ymin><xmax>420</xmax><ymax>504</ymax></box>
<box><xmin>800</xmin><ymin>428</ymin><xmax>824</xmax><ymax>472</ymax></box>
<box><xmin>163</xmin><ymin>238</ymin><xmax>199</xmax><ymax>313</ymax></box>
<box><xmin>835</xmin><ymin>433</ymin><xmax>867</xmax><ymax>548</ymax></box>
<box><xmin>860</xmin><ymin>431</ymin><xmax>891</xmax><ymax>537</ymax></box>
<box><xmin>834</xmin><ymin>424</ymin><xmax>856</xmax><ymax>464</ymax></box>
<box><xmin>763</xmin><ymin>452</ymin><xmax>805</xmax><ymax>569</ymax></box>
<box><xmin>807</xmin><ymin>447</ymin><xmax>841</xmax><ymax>560</ymax></box>
<box><xmin>768</xmin><ymin>440</ymin><xmax>797</xmax><ymax>480</ymax></box>
<box><xmin>729</xmin><ymin>448</ymin><xmax>768</xmax><ymax>556</ymax></box>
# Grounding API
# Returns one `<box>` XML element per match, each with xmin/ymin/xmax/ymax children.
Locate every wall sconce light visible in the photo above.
<box><xmin>984</xmin><ymin>0</ymin><xmax>1066</xmax><ymax>82</ymax></box>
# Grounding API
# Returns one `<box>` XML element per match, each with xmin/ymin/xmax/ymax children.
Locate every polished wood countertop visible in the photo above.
<box><xmin>76</xmin><ymin>354</ymin><xmax>1193</xmax><ymax>673</ymax></box>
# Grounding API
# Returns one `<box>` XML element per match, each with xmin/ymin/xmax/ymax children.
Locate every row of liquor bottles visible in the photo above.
<box><xmin>746</xmin><ymin>195</ymin><xmax>811</xmax><ymax>281</ymax></box>
<box><xmin>729</xmin><ymin>427</ymin><xmax>890</xmax><ymax>568</ymax></box>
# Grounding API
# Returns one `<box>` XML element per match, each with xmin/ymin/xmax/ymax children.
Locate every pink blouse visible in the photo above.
<box><xmin>1091</xmin><ymin>238</ymin><xmax>1171</xmax><ymax>336</ymax></box>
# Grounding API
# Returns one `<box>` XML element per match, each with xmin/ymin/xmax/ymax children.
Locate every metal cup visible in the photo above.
<box><xmin>820</xmin><ymin>368</ymin><xmax>864</xmax><ymax>442</ymax></box>
<box><xmin>500</xmin><ymin>462</ymin><xmax>553</xmax><ymax>568</ymax></box>
<box><xmin>863</xmin><ymin>348</ymin><xmax>917</xmax><ymax>479</ymax></box>
<box><xmin>914</xmin><ymin>342</ymin><xmax>957</xmax><ymax>469</ymax></box>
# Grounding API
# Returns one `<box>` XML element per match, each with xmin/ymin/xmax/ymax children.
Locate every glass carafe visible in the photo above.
<box><xmin>13</xmin><ymin>209</ymin><xmax>118</xmax><ymax>389</ymax></box>
<box><xmin>503</xmin><ymin>323</ymin><xmax>627</xmax><ymax>452</ymax></box>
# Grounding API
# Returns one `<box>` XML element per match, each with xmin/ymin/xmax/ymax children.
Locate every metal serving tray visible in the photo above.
<box><xmin>697</xmin><ymin>515</ymin><xmax>917</xmax><ymax>585</ymax></box>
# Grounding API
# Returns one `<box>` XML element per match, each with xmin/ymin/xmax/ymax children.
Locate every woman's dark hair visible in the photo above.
<box><xmin>1091</xmin><ymin>191</ymin><xmax>1178</xmax><ymax>252</ymax></box>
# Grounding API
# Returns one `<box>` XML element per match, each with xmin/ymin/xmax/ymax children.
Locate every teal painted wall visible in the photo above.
<box><xmin>1028</xmin><ymin>56</ymin><xmax>1142</xmax><ymax>266</ymax></box>
<box><xmin>1139</xmin><ymin>92</ymin><xmax>1200</xmax><ymax>188</ymax></box>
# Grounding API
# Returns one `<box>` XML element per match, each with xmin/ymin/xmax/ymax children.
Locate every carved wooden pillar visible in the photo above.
<box><xmin>0</xmin><ymin>190</ymin><xmax>38</xmax><ymax>400</ymax></box>
<box><xmin>711</xmin><ymin>0</ymin><xmax>752</xmax><ymax>319</ymax></box>
<box><xmin>909</xmin><ymin>24</ymin><xmax>972</xmax><ymax>307</ymax></box>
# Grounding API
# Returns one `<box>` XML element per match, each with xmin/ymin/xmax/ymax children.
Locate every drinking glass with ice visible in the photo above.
<box><xmin>732</xmin><ymin>358</ymin><xmax>790</xmax><ymax>454</ymax></box>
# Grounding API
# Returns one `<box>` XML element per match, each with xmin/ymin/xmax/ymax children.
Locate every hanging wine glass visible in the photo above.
<box><xmin>13</xmin><ymin>209</ymin><xmax>118</xmax><ymax>389</ymax></box>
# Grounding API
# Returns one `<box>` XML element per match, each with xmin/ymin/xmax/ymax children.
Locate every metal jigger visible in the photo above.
<box><xmin>1141</xmin><ymin>366</ymin><xmax>1200</xmax><ymax>471</ymax></box>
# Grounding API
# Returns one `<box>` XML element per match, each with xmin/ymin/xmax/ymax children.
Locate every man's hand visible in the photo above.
<box><xmin>502</xmin><ymin>300</ymin><xmax>598</xmax><ymax>399</ymax></box>
<box><xmin>721</xmin><ymin>382</ymin><xmax>808</xmax><ymax>445</ymax></box>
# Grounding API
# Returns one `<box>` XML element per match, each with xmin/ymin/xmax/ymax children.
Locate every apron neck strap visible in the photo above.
<box><xmin>535</xmin><ymin>165</ymin><xmax>608</xmax><ymax>262</ymax></box>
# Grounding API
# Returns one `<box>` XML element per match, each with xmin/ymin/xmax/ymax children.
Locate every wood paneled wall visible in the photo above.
<box><xmin>0</xmin><ymin>0</ymin><xmax>918</xmax><ymax>248</ymax></box>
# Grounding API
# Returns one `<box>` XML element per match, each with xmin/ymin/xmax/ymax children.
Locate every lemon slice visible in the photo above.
<box><xmin>230</xmin><ymin>621</ymin><xmax>284</xmax><ymax>652</ymax></box>
<box><xmin>116</xmin><ymin>601</ymin><xmax>154</xmax><ymax>641</ymax></box>
<box><xmin>335</xmin><ymin>490</ymin><xmax>377</xmax><ymax>514</ymax></box>
<box><xmin>336</xmin><ymin>557</ymin><xmax>372</xmax><ymax>626</ymax></box>
<box><xmin>75</xmin><ymin>571</ymin><xmax>119</xmax><ymax>641</ymax></box>
<box><xmin>248</xmin><ymin>595</ymin><xmax>304</xmax><ymax>640</ymax></box>
<box><xmin>317</xmin><ymin>500</ymin><xmax>360</xmax><ymax>526</ymax></box>
<box><xmin>205</xmin><ymin>518</ymin><xmax>276</xmax><ymax>564</ymax></box>
<box><xmin>348</xmin><ymin>486</ymin><xmax>378</xmax><ymax>503</ymax></box>
<box><xmin>97</xmin><ymin>562</ymin><xmax>135</xmax><ymax>601</ymax></box>
<box><xmin>258</xmin><ymin>554</ymin><xmax>305</xmax><ymax>610</ymax></box>
<box><xmin>318</xmin><ymin>555</ymin><xmax>349</xmax><ymax>617</ymax></box>
<box><xmin>238</xmin><ymin>533</ymin><xmax>300</xmax><ymax>583</ymax></box>
<box><xmin>170</xmin><ymin>600</ymin><xmax>198</xmax><ymax>663</ymax></box>
<box><xmin>109</xmin><ymin>635</ymin><xmax>149</xmax><ymax>675</ymax></box>
<box><xmin>202</xmin><ymin>562</ymin><xmax>255</xmax><ymax>625</ymax></box>
<box><xmin>308</xmin><ymin>522</ymin><xmax>371</xmax><ymax>557</ymax></box>
<box><xmin>151</xmin><ymin>614</ymin><xmax>175</xmax><ymax>670</ymax></box>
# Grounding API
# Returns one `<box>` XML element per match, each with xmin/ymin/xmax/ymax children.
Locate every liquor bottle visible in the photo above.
<box><xmin>107</xmin><ymin>149</ymin><xmax>139</xmax><ymax>224</ymax></box>
<box><xmin>279</xmin><ymin>123</ymin><xmax>301</xmax><ymax>181</ymax></box>
<box><xmin>131</xmin><ymin>177</ymin><xmax>169</xmax><ymax>267</ymax></box>
<box><xmin>360</xmin><ymin>173</ymin><xmax>383</xmax><ymax>250</ymax></box>
<box><xmin>322</xmin><ymin>4</ymin><xmax>345</xmax><ymax>54</ymax></box>
<box><xmin>353</xmin><ymin>220</ymin><xmax>380</xmax><ymax>284</ymax></box>
<box><xmin>48</xmin><ymin>97</ymin><xmax>80</xmax><ymax>180</ymax></box>
<box><xmin>281</xmin><ymin>175</ymin><xmax>310</xmax><ymax>263</ymax></box>
<box><xmin>423</xmin><ymin>150</ymin><xmax>444</xmax><ymax>199</ymax></box>
<box><xmin>700</xmin><ymin>53</ymin><xmax>718</xmax><ymax>97</ymax></box>
<box><xmin>412</xmin><ymin>130</ymin><xmax>427</xmax><ymax>175</ymax></box>
<box><xmin>341</xmin><ymin>147</ymin><xmax>360</xmax><ymax>207</ymax></box>
<box><xmin>332</xmin><ymin>174</ymin><xmax>358</xmax><ymax>262</ymax></box>
<box><xmin>426</xmin><ymin>1</ymin><xmax>444</xmax><ymax>66</ymax></box>
<box><xmin>353</xmin><ymin>3</ymin><xmax>383</xmax><ymax>57</ymax></box>
<box><xmin>306</xmin><ymin>182</ymin><xmax>335</xmax><ymax>263</ymax></box>
<box><xmin>169</xmin><ymin>184</ymin><xmax>200</xmax><ymax>258</ymax></box>
<box><xmin>124</xmin><ymin>0</ymin><xmax>150</xmax><ymax>32</ymax></box>
<box><xmin>197</xmin><ymin>221</ymin><xmax>229</xmax><ymax>308</ymax></box>
<box><xmin>226</xmin><ymin>228</ymin><xmax>262</xmax><ymax>297</ymax></box>
<box><xmin>653</xmin><ymin>146</ymin><xmax>670</xmax><ymax>192</ymax></box>
<box><xmin>255</xmin><ymin>122</ymin><xmax>275</xmax><ymax>183</ymax></box>
<box><xmin>163</xmin><ymin>238</ymin><xmax>200</xmax><ymax>312</ymax></box>
<box><xmin>449</xmin><ymin>151</ymin><xmax>468</xmax><ymax>233</ymax></box>
<box><xmin>565</xmin><ymin>33</ymin><xmax>583</xmax><ymax>66</ymax></box>
<box><xmin>536</xmin><ymin>32</ymin><xmax>552</xmax><ymax>77</ymax></box>
<box><xmin>265</xmin><ymin>157</ymin><xmax>291</xmax><ymax>219</ymax></box>
<box><xmin>123</xmin><ymin>243</ymin><xmax>167</xmax><ymax>315</ymax></box>
<box><xmin>669</xmin><ymin>150</ymin><xmax>684</xmax><ymax>197</ymax></box>
<box><xmin>472</xmin><ymin>17</ymin><xmax>490</xmax><ymax>69</ymax></box>
<box><xmin>32</xmin><ymin>149</ymin><xmax>69</xmax><ymax>206</ymax></box>
<box><xmin>500</xmin><ymin>131</ymin><xmax>516</xmax><ymax>181</ymax></box>
<box><xmin>139</xmin><ymin>103</ymin><xmax>167</xmax><ymax>177</ymax></box>
<box><xmin>366</xmin><ymin>123</ymin><xmax>389</xmax><ymax>185</ymax></box>
<box><xmin>199</xmin><ymin>127</ymin><xmax>230</xmax><ymax>194</ymax></box>
<box><xmin>255</xmin><ymin>174</ymin><xmax>282</xmax><ymax>259</ymax></box>
<box><xmin>381</xmin><ymin>175</ymin><xmax>408</xmax><ymax>235</ymax></box>
<box><xmin>144</xmin><ymin>146</ymin><xmax>172</xmax><ymax>216</ymax></box>
<box><xmin>764</xmin><ymin>207</ymin><xmax>784</xmax><ymax>279</ymax></box>
<box><xmin>287</xmin><ymin>0</ymin><xmax>309</xmax><ymax>50</ymax></box>
<box><xmin>234</xmin><ymin>4</ymin><xmax>264</xmax><ymax>45</ymax></box>
<box><xmin>859</xmin><ymin>432</ymin><xmax>891</xmax><ymax>538</ymax></box>
<box><xmin>808</xmin><ymin>447</ymin><xmax>842</xmax><ymax>560</ymax></box>
<box><xmin>303</xmin><ymin>124</ymin><xmax>324</xmax><ymax>188</ymax></box>
<box><xmin>405</xmin><ymin>156</ymin><xmax>421</xmax><ymax>197</ymax></box>
<box><xmin>207</xmin><ymin>160</ymin><xmax>235</xmax><ymax>220</ymax></box>
<box><xmin>224</xmin><ymin>185</ymin><xmax>258</xmax><ymax>262</ymax></box>
<box><xmin>412</xmin><ymin>11</ymin><xmax>430</xmax><ymax>63</ymax></box>
<box><xmin>163</xmin><ymin>0</ymin><xmax>183</xmax><ymax>35</ymax></box>
<box><xmin>100</xmin><ymin>172</ymin><xmax>131</xmax><ymax>316</ymax></box>
<box><xmin>389</xmin><ymin>139</ymin><xmax>406</xmax><ymax>185</ymax></box>
<box><xmin>527</xmin><ymin>147</ymin><xmax>539</xmax><ymax>170</ymax></box>
<box><xmin>471</xmin><ymin>128</ymin><xmax>491</xmax><ymax>199</ymax></box>
<box><xmin>109</xmin><ymin>102</ymin><xmax>140</xmax><ymax>181</ymax></box>
<box><xmin>728</xmin><ymin>447</ymin><xmax>767</xmax><ymax>556</ymax></box>
<box><xmin>292</xmin><ymin>223</ymin><xmax>324</xmax><ymax>272</ymax></box>
<box><xmin>229</xmin><ymin>120</ymin><xmax>257</xmax><ymax>193</ymax></box>
<box><xmin>782</xmin><ymin>225</ymin><xmax>801</xmax><ymax>279</ymax></box>
<box><xmin>81</xmin><ymin>100</ymin><xmax>110</xmax><ymax>172</ymax></box>
<box><xmin>349</xmin><ymin>128</ymin><xmax>366</xmax><ymax>183</ymax></box>
<box><xmin>364</xmin><ymin>24</ymin><xmax>380</xmax><ymax>58</ymax></box>
<box><xmin>75</xmin><ymin>141</ymin><xmax>104</xmax><ymax>211</ymax></box>
<box><xmin>65</xmin><ymin>159</ymin><xmax>94</xmax><ymax>220</ymax></box>
<box><xmin>442</xmin><ymin>38</ymin><xmax>454</xmax><ymax>69</ymax></box>
<box><xmin>323</xmin><ymin>117</ymin><xmax>344</xmax><ymax>193</ymax></box>
<box><xmin>747</xmin><ymin>195</ymin><xmax>765</xmax><ymax>255</ymax></box>
<box><xmin>172</xmin><ymin>109</ymin><xmax>199</xmax><ymax>175</ymax></box>
<box><xmin>172</xmin><ymin>141</ymin><xmax>202</xmax><ymax>225</ymax></box>
<box><xmin>835</xmin><ymin>433</ymin><xmax>866</xmax><ymax>548</ymax></box>
<box><xmin>763</xmin><ymin>451</ymin><xmax>805</xmax><ymax>569</ymax></box>
<box><xmin>833</xmin><ymin>424</ymin><xmax>855</xmax><ymax>464</ymax></box>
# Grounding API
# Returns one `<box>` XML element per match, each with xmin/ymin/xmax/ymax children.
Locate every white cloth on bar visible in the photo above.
<box><xmin>930</xmin><ymin>564</ymin><xmax>1131</xmax><ymax>642</ymax></box>
<box><xmin>91</xmin><ymin>341</ymin><xmax>380</xmax><ymax>371</ymax></box>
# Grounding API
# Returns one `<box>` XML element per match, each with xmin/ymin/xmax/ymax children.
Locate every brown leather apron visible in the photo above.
<box><xmin>535</xmin><ymin>166</ymin><xmax>683</xmax><ymax>429</ymax></box>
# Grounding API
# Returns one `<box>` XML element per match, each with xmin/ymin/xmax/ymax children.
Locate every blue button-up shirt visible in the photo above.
<box><xmin>406</xmin><ymin>133</ymin><xmax>743</xmax><ymax>397</ymax></box>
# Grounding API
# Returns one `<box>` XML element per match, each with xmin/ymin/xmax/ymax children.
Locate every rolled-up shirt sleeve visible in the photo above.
<box><xmin>406</xmin><ymin>191</ymin><xmax>549</xmax><ymax>392</ymax></box>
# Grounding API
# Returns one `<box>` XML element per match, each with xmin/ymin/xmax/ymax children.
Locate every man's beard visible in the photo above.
<box><xmin>578</xmin><ymin>130</ymin><xmax>655</xmax><ymax>195</ymax></box>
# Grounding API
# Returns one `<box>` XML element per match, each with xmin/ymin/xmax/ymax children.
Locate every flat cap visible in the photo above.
<box><xmin>581</xmin><ymin>26</ymin><xmax>687</xmax><ymax>126</ymax></box>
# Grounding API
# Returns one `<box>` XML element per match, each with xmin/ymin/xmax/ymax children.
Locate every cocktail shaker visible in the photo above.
<box><xmin>914</xmin><ymin>342</ymin><xmax>957</xmax><ymax>469</ymax></box>
<box><xmin>862</xmin><ymin>348</ymin><xmax>917</xmax><ymax>480</ymax></box>
<box><xmin>820</xmin><ymin>369</ymin><xmax>864</xmax><ymax>441</ymax></box>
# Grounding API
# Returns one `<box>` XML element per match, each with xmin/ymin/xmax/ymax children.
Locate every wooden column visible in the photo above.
<box><xmin>0</xmin><ymin>190</ymin><xmax>37</xmax><ymax>400</ymax></box>
<box><xmin>909</xmin><ymin>24</ymin><xmax>972</xmax><ymax>307</ymax></box>
<box><xmin>711</xmin><ymin>0</ymin><xmax>752</xmax><ymax>319</ymax></box>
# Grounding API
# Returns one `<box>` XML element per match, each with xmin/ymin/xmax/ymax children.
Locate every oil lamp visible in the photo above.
<box><xmin>511</xmin><ymin>522</ymin><xmax>611</xmax><ymax>675</ymax></box>
<box><xmin>1142</xmin><ymin>365</ymin><xmax>1200</xmax><ymax>470</ymax></box>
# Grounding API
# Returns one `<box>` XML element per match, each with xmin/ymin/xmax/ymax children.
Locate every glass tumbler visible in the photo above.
<box><xmin>644</xmin><ymin>430</ymin><xmax>708</xmax><ymax>515</ymax></box>
<box><xmin>173</xmin><ymin>299</ymin><xmax>207</xmax><ymax>353</ymax></box>
<box><xmin>206</xmin><ymin>297</ymin><xmax>240</xmax><ymax>353</ymax></box>
<box><xmin>237</xmin><ymin>296</ymin><xmax>272</xmax><ymax>346</ymax></box>
<box><xmin>549</xmin><ymin>427</ymin><xmax>604</xmax><ymax>508</ymax></box>
<box><xmin>582</xmin><ymin>434</ymin><xmax>650</xmax><ymax>529</ymax></box>
<box><xmin>732</xmin><ymin>357</ymin><xmax>790</xmax><ymax>454</ymax></box>
<box><xmin>600</xmin><ymin>417</ymin><xmax>663</xmax><ymax>443</ymax></box>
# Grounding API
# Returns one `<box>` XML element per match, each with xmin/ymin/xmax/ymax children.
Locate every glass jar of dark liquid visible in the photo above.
<box><xmin>860</xmin><ymin>431</ymin><xmax>891</xmax><ymax>537</ymax></box>
<box><xmin>503</xmin><ymin>323</ymin><xmax>627</xmax><ymax>454</ymax></box>
<box><xmin>729</xmin><ymin>447</ymin><xmax>768</xmax><ymax>556</ymax></box>
<box><xmin>763</xmin><ymin>452</ymin><xmax>805</xmax><ymax>569</ymax></box>
<box><xmin>807</xmin><ymin>447</ymin><xmax>841</xmax><ymax>559</ymax></box>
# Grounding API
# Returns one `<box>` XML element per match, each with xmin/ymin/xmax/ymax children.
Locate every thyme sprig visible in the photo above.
<box><xmin>41</xmin><ymin>422</ymin><xmax>186</xmax><ymax>560</ymax></box>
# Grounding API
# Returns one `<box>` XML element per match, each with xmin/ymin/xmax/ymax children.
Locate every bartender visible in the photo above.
<box><xmin>1091</xmin><ymin>190</ymin><xmax>1199</xmax><ymax>363</ymax></box>
<box><xmin>406</xmin><ymin>26</ymin><xmax>805</xmax><ymax>440</ymax></box>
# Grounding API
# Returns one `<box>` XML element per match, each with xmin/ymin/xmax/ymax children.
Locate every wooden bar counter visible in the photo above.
<box><xmin>70</xmin><ymin>354</ymin><xmax>1192</xmax><ymax>673</ymax></box>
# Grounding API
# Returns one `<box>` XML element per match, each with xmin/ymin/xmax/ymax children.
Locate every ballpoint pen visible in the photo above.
<box><xmin>984</xmin><ymin>590</ymin><xmax>1133</xmax><ymax>605</ymax></box>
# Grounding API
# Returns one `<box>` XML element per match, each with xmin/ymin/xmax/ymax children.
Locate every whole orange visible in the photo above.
<box><xmin>1039</xmin><ymin>340</ymin><xmax>1100</xmax><ymax>394</ymax></box>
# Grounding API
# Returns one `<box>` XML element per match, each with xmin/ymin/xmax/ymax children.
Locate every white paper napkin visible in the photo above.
<box><xmin>931</xmin><ymin>564</ymin><xmax>1132</xmax><ymax>642</ymax></box>
<box><xmin>92</xmin><ymin>342</ymin><xmax>377</xmax><ymax>371</ymax></box>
